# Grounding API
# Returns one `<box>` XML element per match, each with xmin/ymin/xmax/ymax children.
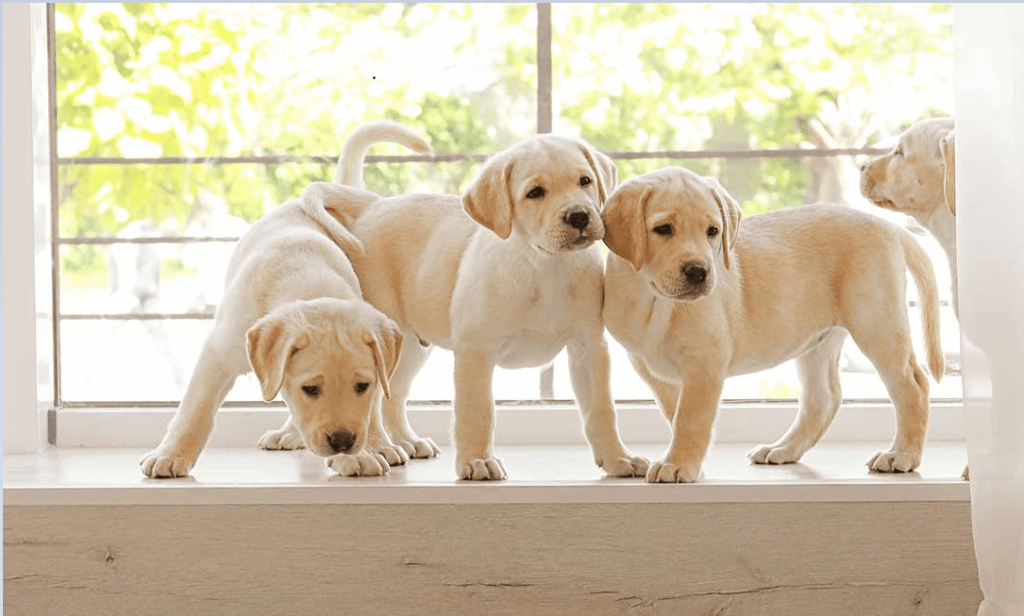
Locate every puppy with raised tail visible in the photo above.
<box><xmin>302</xmin><ymin>122</ymin><xmax>649</xmax><ymax>480</ymax></box>
<box><xmin>602</xmin><ymin>166</ymin><xmax>943</xmax><ymax>483</ymax></box>
<box><xmin>140</xmin><ymin>192</ymin><xmax>407</xmax><ymax>478</ymax></box>
<box><xmin>859</xmin><ymin>116</ymin><xmax>969</xmax><ymax>479</ymax></box>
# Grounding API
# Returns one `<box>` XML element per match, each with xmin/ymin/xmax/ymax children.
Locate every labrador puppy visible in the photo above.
<box><xmin>302</xmin><ymin>123</ymin><xmax>649</xmax><ymax>480</ymax></box>
<box><xmin>140</xmin><ymin>194</ymin><xmax>406</xmax><ymax>478</ymax></box>
<box><xmin>860</xmin><ymin>117</ymin><xmax>957</xmax><ymax>311</ymax></box>
<box><xmin>859</xmin><ymin>117</ymin><xmax>968</xmax><ymax>478</ymax></box>
<box><xmin>602</xmin><ymin>166</ymin><xmax>943</xmax><ymax>483</ymax></box>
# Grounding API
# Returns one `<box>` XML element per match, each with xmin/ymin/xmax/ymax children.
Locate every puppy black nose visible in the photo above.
<box><xmin>327</xmin><ymin>430</ymin><xmax>356</xmax><ymax>454</ymax></box>
<box><xmin>682</xmin><ymin>262</ymin><xmax>708</xmax><ymax>285</ymax></box>
<box><xmin>859</xmin><ymin>162</ymin><xmax>867</xmax><ymax>172</ymax></box>
<box><xmin>565</xmin><ymin>210</ymin><xmax>590</xmax><ymax>230</ymax></box>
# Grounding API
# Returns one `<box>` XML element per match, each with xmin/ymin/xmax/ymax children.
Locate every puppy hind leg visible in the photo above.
<box><xmin>851</xmin><ymin>318</ymin><xmax>929</xmax><ymax>473</ymax></box>
<box><xmin>749</xmin><ymin>329</ymin><xmax>846</xmax><ymax>465</ymax></box>
<box><xmin>381</xmin><ymin>332</ymin><xmax>440</xmax><ymax>459</ymax></box>
<box><xmin>568</xmin><ymin>338</ymin><xmax>649</xmax><ymax>477</ymax></box>
<box><xmin>628</xmin><ymin>353</ymin><xmax>681</xmax><ymax>424</ymax></box>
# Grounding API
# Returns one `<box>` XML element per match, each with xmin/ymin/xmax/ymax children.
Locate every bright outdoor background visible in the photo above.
<box><xmin>54</xmin><ymin>3</ymin><xmax>959</xmax><ymax>405</ymax></box>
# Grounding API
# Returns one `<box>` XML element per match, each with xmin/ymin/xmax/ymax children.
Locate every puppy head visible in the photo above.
<box><xmin>860</xmin><ymin>117</ymin><xmax>955</xmax><ymax>218</ymax></box>
<box><xmin>246</xmin><ymin>298</ymin><xmax>403</xmax><ymax>458</ymax></box>
<box><xmin>603</xmin><ymin>167</ymin><xmax>741</xmax><ymax>301</ymax></box>
<box><xmin>462</xmin><ymin>135</ymin><xmax>617</xmax><ymax>254</ymax></box>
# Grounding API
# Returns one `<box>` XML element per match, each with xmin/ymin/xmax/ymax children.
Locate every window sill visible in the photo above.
<box><xmin>3</xmin><ymin>442</ymin><xmax>969</xmax><ymax>506</ymax></box>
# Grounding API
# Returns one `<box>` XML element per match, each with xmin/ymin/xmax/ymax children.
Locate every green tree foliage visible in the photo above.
<box><xmin>56</xmin><ymin>3</ymin><xmax>952</xmax><ymax>277</ymax></box>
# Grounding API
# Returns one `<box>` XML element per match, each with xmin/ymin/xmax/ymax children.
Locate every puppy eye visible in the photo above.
<box><xmin>526</xmin><ymin>186</ymin><xmax>546</xmax><ymax>199</ymax></box>
<box><xmin>579</xmin><ymin>176</ymin><xmax>591</xmax><ymax>186</ymax></box>
<box><xmin>653</xmin><ymin>224</ymin><xmax>673</xmax><ymax>237</ymax></box>
<box><xmin>302</xmin><ymin>385</ymin><xmax>321</xmax><ymax>398</ymax></box>
<box><xmin>354</xmin><ymin>382</ymin><xmax>370</xmax><ymax>394</ymax></box>
<box><xmin>894</xmin><ymin>146</ymin><xmax>903</xmax><ymax>157</ymax></box>
<box><xmin>707</xmin><ymin>226</ymin><xmax>719</xmax><ymax>238</ymax></box>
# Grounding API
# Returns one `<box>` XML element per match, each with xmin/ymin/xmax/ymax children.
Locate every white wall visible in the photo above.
<box><xmin>954</xmin><ymin>4</ymin><xmax>1024</xmax><ymax>615</ymax></box>
<box><xmin>3</xmin><ymin>4</ymin><xmax>44</xmax><ymax>453</ymax></box>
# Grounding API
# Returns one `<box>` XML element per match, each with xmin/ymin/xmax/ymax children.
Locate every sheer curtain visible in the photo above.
<box><xmin>954</xmin><ymin>5</ymin><xmax>1024</xmax><ymax>615</ymax></box>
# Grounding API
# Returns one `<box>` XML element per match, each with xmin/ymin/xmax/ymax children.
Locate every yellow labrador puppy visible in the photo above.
<box><xmin>602</xmin><ymin>166</ymin><xmax>944</xmax><ymax>483</ymax></box>
<box><xmin>860</xmin><ymin>117</ymin><xmax>969</xmax><ymax>479</ymax></box>
<box><xmin>302</xmin><ymin>124</ymin><xmax>649</xmax><ymax>481</ymax></box>
<box><xmin>860</xmin><ymin>117</ymin><xmax>957</xmax><ymax>310</ymax></box>
<box><xmin>140</xmin><ymin>194</ymin><xmax>406</xmax><ymax>478</ymax></box>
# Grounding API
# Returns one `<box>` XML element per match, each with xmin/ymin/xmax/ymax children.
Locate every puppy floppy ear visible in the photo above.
<box><xmin>602</xmin><ymin>182</ymin><xmax>653</xmax><ymax>271</ymax></box>
<box><xmin>463</xmin><ymin>152</ymin><xmax>515</xmax><ymax>239</ymax></box>
<box><xmin>940</xmin><ymin>130</ymin><xmax>956</xmax><ymax>216</ymax></box>
<box><xmin>247</xmin><ymin>311</ymin><xmax>303</xmax><ymax>402</ymax></box>
<box><xmin>578</xmin><ymin>142</ymin><xmax>618</xmax><ymax>206</ymax></box>
<box><xmin>366</xmin><ymin>316</ymin><xmax>404</xmax><ymax>400</ymax></box>
<box><xmin>706</xmin><ymin>179</ymin><xmax>742</xmax><ymax>270</ymax></box>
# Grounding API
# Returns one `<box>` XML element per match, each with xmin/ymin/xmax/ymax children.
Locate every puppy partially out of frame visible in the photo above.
<box><xmin>860</xmin><ymin>116</ymin><xmax>969</xmax><ymax>479</ymax></box>
<box><xmin>140</xmin><ymin>193</ymin><xmax>407</xmax><ymax>478</ymax></box>
<box><xmin>302</xmin><ymin>122</ymin><xmax>649</xmax><ymax>481</ymax></box>
<box><xmin>860</xmin><ymin>117</ymin><xmax>957</xmax><ymax>311</ymax></box>
<box><xmin>602</xmin><ymin>166</ymin><xmax>943</xmax><ymax>483</ymax></box>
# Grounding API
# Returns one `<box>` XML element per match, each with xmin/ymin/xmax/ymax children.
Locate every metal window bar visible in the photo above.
<box><xmin>47</xmin><ymin>2</ymin><xmax>924</xmax><ymax>411</ymax></box>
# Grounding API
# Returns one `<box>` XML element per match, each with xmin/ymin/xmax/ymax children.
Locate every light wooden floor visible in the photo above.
<box><xmin>4</xmin><ymin>443</ymin><xmax>980</xmax><ymax>615</ymax></box>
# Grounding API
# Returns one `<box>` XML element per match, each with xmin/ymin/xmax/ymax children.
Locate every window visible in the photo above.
<box><xmin>50</xmin><ymin>4</ymin><xmax>959</xmax><ymax>443</ymax></box>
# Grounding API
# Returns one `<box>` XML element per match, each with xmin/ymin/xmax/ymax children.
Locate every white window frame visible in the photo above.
<box><xmin>5</xmin><ymin>3</ymin><xmax>966</xmax><ymax>452</ymax></box>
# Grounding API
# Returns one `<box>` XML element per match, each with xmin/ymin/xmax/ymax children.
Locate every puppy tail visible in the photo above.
<box><xmin>336</xmin><ymin>121</ymin><xmax>433</xmax><ymax>188</ymax></box>
<box><xmin>299</xmin><ymin>182</ymin><xmax>379</xmax><ymax>258</ymax></box>
<box><xmin>902</xmin><ymin>233</ymin><xmax>944</xmax><ymax>382</ymax></box>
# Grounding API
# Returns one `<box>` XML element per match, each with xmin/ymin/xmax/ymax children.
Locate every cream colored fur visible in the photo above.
<box><xmin>140</xmin><ymin>195</ymin><xmax>407</xmax><ymax>478</ymax></box>
<box><xmin>302</xmin><ymin>122</ymin><xmax>648</xmax><ymax>480</ymax></box>
<box><xmin>860</xmin><ymin>117</ymin><xmax>968</xmax><ymax>479</ymax></box>
<box><xmin>861</xmin><ymin>117</ymin><xmax>957</xmax><ymax>311</ymax></box>
<box><xmin>602</xmin><ymin>166</ymin><xmax>943</xmax><ymax>483</ymax></box>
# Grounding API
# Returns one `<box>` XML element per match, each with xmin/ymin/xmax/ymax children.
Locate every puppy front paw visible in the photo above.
<box><xmin>257</xmin><ymin>426</ymin><xmax>306</xmax><ymax>451</ymax></box>
<box><xmin>396</xmin><ymin>436</ymin><xmax>441</xmax><ymax>459</ymax></box>
<box><xmin>327</xmin><ymin>451</ymin><xmax>390</xmax><ymax>477</ymax></box>
<box><xmin>140</xmin><ymin>448</ymin><xmax>194</xmax><ymax>478</ymax></box>
<box><xmin>646</xmin><ymin>458</ymin><xmax>702</xmax><ymax>483</ymax></box>
<box><xmin>867</xmin><ymin>449</ymin><xmax>921</xmax><ymax>473</ymax></box>
<box><xmin>456</xmin><ymin>456</ymin><xmax>506</xmax><ymax>481</ymax></box>
<box><xmin>598</xmin><ymin>452</ymin><xmax>650</xmax><ymax>477</ymax></box>
<box><xmin>748</xmin><ymin>443</ymin><xmax>802</xmax><ymax>465</ymax></box>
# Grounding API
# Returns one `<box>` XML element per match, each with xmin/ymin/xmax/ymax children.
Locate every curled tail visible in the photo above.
<box><xmin>901</xmin><ymin>233</ymin><xmax>944</xmax><ymax>381</ymax></box>
<box><xmin>336</xmin><ymin>121</ymin><xmax>433</xmax><ymax>188</ymax></box>
<box><xmin>298</xmin><ymin>189</ymin><xmax>368</xmax><ymax>258</ymax></box>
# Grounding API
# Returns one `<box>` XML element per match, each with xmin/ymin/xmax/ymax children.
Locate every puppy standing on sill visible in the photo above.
<box><xmin>859</xmin><ymin>116</ymin><xmax>968</xmax><ymax>478</ymax></box>
<box><xmin>602</xmin><ymin>166</ymin><xmax>944</xmax><ymax>483</ymax></box>
<box><xmin>303</xmin><ymin>121</ymin><xmax>649</xmax><ymax>481</ymax></box>
<box><xmin>140</xmin><ymin>193</ymin><xmax>408</xmax><ymax>478</ymax></box>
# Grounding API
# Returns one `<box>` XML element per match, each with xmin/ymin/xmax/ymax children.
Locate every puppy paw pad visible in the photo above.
<box><xmin>258</xmin><ymin>428</ymin><xmax>306</xmax><ymax>451</ymax></box>
<box><xmin>398</xmin><ymin>437</ymin><xmax>441</xmax><ymax>459</ymax></box>
<box><xmin>140</xmin><ymin>451</ymin><xmax>193</xmax><ymax>478</ymax></box>
<box><xmin>747</xmin><ymin>444</ymin><xmax>801</xmax><ymax>465</ymax></box>
<box><xmin>867</xmin><ymin>450</ymin><xmax>920</xmax><ymax>473</ymax></box>
<box><xmin>601</xmin><ymin>454</ymin><xmax>650</xmax><ymax>477</ymax></box>
<box><xmin>646</xmin><ymin>460</ymin><xmax>701</xmax><ymax>484</ymax></box>
<box><xmin>327</xmin><ymin>452</ymin><xmax>390</xmax><ymax>477</ymax></box>
<box><xmin>457</xmin><ymin>457</ymin><xmax>506</xmax><ymax>481</ymax></box>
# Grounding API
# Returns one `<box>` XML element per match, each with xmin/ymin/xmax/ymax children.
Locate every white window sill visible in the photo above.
<box><xmin>3</xmin><ymin>442</ymin><xmax>969</xmax><ymax>506</ymax></box>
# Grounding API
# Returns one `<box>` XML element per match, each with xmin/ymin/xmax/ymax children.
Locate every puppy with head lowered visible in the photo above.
<box><xmin>302</xmin><ymin>122</ymin><xmax>649</xmax><ymax>480</ymax></box>
<box><xmin>140</xmin><ymin>191</ymin><xmax>407</xmax><ymax>478</ymax></box>
<box><xmin>602</xmin><ymin>167</ymin><xmax>944</xmax><ymax>483</ymax></box>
